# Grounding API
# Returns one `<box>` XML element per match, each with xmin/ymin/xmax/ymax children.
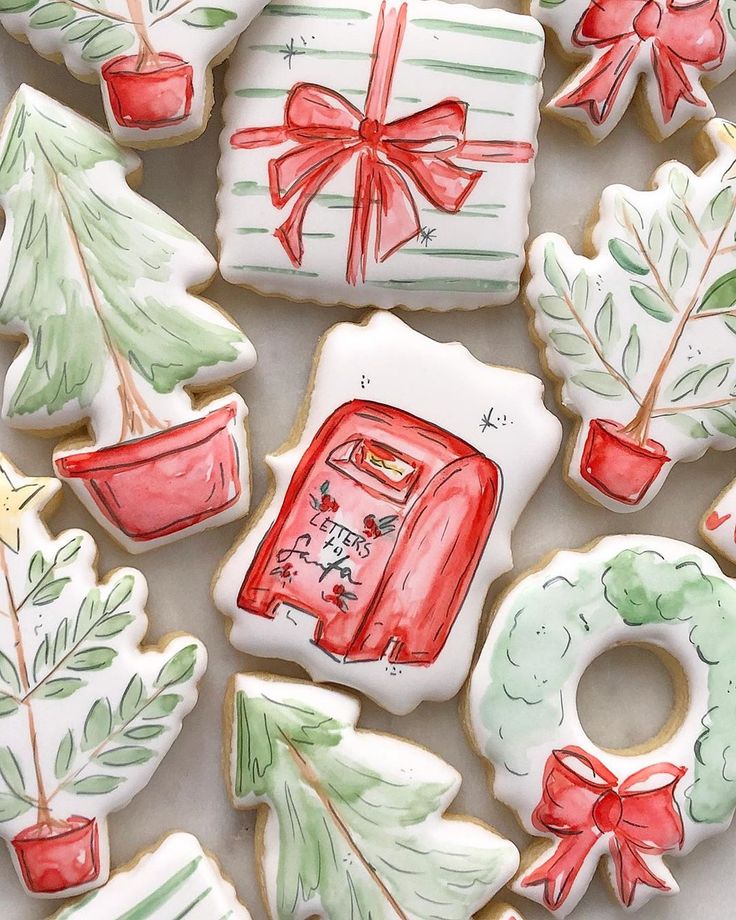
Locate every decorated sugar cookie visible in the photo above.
<box><xmin>0</xmin><ymin>454</ymin><xmax>206</xmax><ymax>898</ymax></box>
<box><xmin>214</xmin><ymin>311</ymin><xmax>561</xmax><ymax>713</ymax></box>
<box><xmin>227</xmin><ymin>673</ymin><xmax>521</xmax><ymax>920</ymax></box>
<box><xmin>217</xmin><ymin>0</ymin><xmax>544</xmax><ymax>311</ymax></box>
<box><xmin>50</xmin><ymin>833</ymin><xmax>252</xmax><ymax>918</ymax></box>
<box><xmin>527</xmin><ymin>118</ymin><xmax>736</xmax><ymax>514</ymax></box>
<box><xmin>468</xmin><ymin>534</ymin><xmax>736</xmax><ymax>916</ymax></box>
<box><xmin>531</xmin><ymin>0</ymin><xmax>736</xmax><ymax>142</ymax></box>
<box><xmin>0</xmin><ymin>86</ymin><xmax>257</xmax><ymax>553</ymax></box>
<box><xmin>0</xmin><ymin>0</ymin><xmax>269</xmax><ymax>148</ymax></box>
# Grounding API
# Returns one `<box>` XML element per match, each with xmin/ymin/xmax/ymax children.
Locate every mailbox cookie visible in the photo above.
<box><xmin>468</xmin><ymin>535</ymin><xmax>736</xmax><ymax>916</ymax></box>
<box><xmin>527</xmin><ymin>118</ymin><xmax>736</xmax><ymax>515</ymax></box>
<box><xmin>227</xmin><ymin>673</ymin><xmax>521</xmax><ymax>920</ymax></box>
<box><xmin>214</xmin><ymin>311</ymin><xmax>561</xmax><ymax>713</ymax></box>
<box><xmin>0</xmin><ymin>0</ymin><xmax>269</xmax><ymax>148</ymax></box>
<box><xmin>50</xmin><ymin>833</ymin><xmax>252</xmax><ymax>919</ymax></box>
<box><xmin>0</xmin><ymin>453</ymin><xmax>206</xmax><ymax>899</ymax></box>
<box><xmin>217</xmin><ymin>0</ymin><xmax>544</xmax><ymax>311</ymax></box>
<box><xmin>0</xmin><ymin>86</ymin><xmax>257</xmax><ymax>553</ymax></box>
<box><xmin>531</xmin><ymin>0</ymin><xmax>736</xmax><ymax>142</ymax></box>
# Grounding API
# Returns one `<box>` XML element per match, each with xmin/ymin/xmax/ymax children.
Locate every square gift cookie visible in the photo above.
<box><xmin>217</xmin><ymin>0</ymin><xmax>544</xmax><ymax>310</ymax></box>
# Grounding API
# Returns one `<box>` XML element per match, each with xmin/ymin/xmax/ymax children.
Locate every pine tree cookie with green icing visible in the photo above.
<box><xmin>0</xmin><ymin>0</ymin><xmax>270</xmax><ymax>148</ymax></box>
<box><xmin>0</xmin><ymin>453</ymin><xmax>207</xmax><ymax>899</ymax></box>
<box><xmin>468</xmin><ymin>534</ymin><xmax>736</xmax><ymax>916</ymax></box>
<box><xmin>49</xmin><ymin>833</ymin><xmax>252</xmax><ymax>918</ymax></box>
<box><xmin>227</xmin><ymin>673</ymin><xmax>521</xmax><ymax>920</ymax></box>
<box><xmin>0</xmin><ymin>85</ymin><xmax>257</xmax><ymax>553</ymax></box>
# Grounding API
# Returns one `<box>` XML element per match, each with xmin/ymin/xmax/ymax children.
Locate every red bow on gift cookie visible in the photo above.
<box><xmin>231</xmin><ymin>1</ymin><xmax>534</xmax><ymax>284</ymax></box>
<box><xmin>553</xmin><ymin>0</ymin><xmax>726</xmax><ymax>133</ymax></box>
<box><xmin>520</xmin><ymin>747</ymin><xmax>686</xmax><ymax>912</ymax></box>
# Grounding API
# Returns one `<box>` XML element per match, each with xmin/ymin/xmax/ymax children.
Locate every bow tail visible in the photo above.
<box><xmin>520</xmin><ymin>831</ymin><xmax>599</xmax><ymax>912</ymax></box>
<box><xmin>554</xmin><ymin>38</ymin><xmax>640</xmax><ymax>126</ymax></box>
<box><xmin>457</xmin><ymin>140</ymin><xmax>535</xmax><ymax>164</ymax></box>
<box><xmin>347</xmin><ymin>150</ymin><xmax>376</xmax><ymax>285</ymax></box>
<box><xmin>608</xmin><ymin>835</ymin><xmax>675</xmax><ymax>909</ymax></box>
<box><xmin>651</xmin><ymin>43</ymin><xmax>706</xmax><ymax>124</ymax></box>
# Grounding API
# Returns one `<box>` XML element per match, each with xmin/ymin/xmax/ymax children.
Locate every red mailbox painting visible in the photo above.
<box><xmin>238</xmin><ymin>400</ymin><xmax>502</xmax><ymax>665</ymax></box>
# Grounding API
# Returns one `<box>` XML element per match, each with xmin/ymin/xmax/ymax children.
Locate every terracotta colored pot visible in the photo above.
<box><xmin>102</xmin><ymin>53</ymin><xmax>194</xmax><ymax>129</ymax></box>
<box><xmin>12</xmin><ymin>816</ymin><xmax>99</xmax><ymax>894</ymax></box>
<box><xmin>580</xmin><ymin>418</ymin><xmax>670</xmax><ymax>506</ymax></box>
<box><xmin>56</xmin><ymin>405</ymin><xmax>241</xmax><ymax>542</ymax></box>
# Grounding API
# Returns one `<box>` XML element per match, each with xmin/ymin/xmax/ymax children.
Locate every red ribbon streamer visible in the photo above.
<box><xmin>231</xmin><ymin>1</ymin><xmax>535</xmax><ymax>284</ymax></box>
<box><xmin>555</xmin><ymin>0</ymin><xmax>726</xmax><ymax>128</ymax></box>
<box><xmin>521</xmin><ymin>747</ymin><xmax>686</xmax><ymax>911</ymax></box>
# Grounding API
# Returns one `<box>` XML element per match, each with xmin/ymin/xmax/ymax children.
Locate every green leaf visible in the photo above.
<box><xmin>62</xmin><ymin>17</ymin><xmax>111</xmax><ymax>42</ymax></box>
<box><xmin>570</xmin><ymin>371</ymin><xmax>625</xmax><ymax>398</ymax></box>
<box><xmin>54</xmin><ymin>730</ymin><xmax>76</xmax><ymax>780</ymax></box>
<box><xmin>622</xmin><ymin>325</ymin><xmax>641</xmax><ymax>380</ymax></box>
<box><xmin>630</xmin><ymin>283</ymin><xmax>673</xmax><ymax>322</ymax></box>
<box><xmin>0</xmin><ymin>652</ymin><xmax>20</xmax><ymax>695</ymax></box>
<box><xmin>669</xmin><ymin>244</ymin><xmax>689</xmax><ymax>289</ymax></box>
<box><xmin>52</xmin><ymin>617</ymin><xmax>69</xmax><ymax>665</ymax></box>
<box><xmin>83</xmin><ymin>698</ymin><xmax>113</xmax><ymax>751</ymax></box>
<box><xmin>594</xmin><ymin>293</ymin><xmax>618</xmax><ymax>349</ymax></box>
<box><xmin>571</xmin><ymin>271</ymin><xmax>589</xmax><ymax>311</ymax></box>
<box><xmin>28</xmin><ymin>551</ymin><xmax>47</xmax><ymax>585</ymax></box>
<box><xmin>697</xmin><ymin>269</ymin><xmax>736</xmax><ymax>314</ymax></box>
<box><xmin>32</xmin><ymin>635</ymin><xmax>50</xmax><ymax>682</ymax></box>
<box><xmin>119</xmin><ymin>675</ymin><xmax>144</xmax><ymax>722</ymax></box>
<box><xmin>0</xmin><ymin>747</ymin><xmax>25</xmax><ymax>797</ymax></box>
<box><xmin>29</xmin><ymin>2</ymin><xmax>75</xmax><ymax>28</ymax></box>
<box><xmin>665</xmin><ymin>414</ymin><xmax>710</xmax><ymax>439</ymax></box>
<box><xmin>68</xmin><ymin>647</ymin><xmax>117</xmax><ymax>672</ymax></box>
<box><xmin>669</xmin><ymin>167</ymin><xmax>691</xmax><ymax>199</ymax></box>
<box><xmin>74</xmin><ymin>589</ymin><xmax>102</xmax><ymax>640</ymax></box>
<box><xmin>537</xmin><ymin>294</ymin><xmax>570</xmax><ymax>320</ymax></box>
<box><xmin>0</xmin><ymin>0</ymin><xmax>38</xmax><ymax>10</ymax></box>
<box><xmin>95</xmin><ymin>745</ymin><xmax>154</xmax><ymax>767</ymax></box>
<box><xmin>154</xmin><ymin>645</ymin><xmax>198</xmax><ymax>689</ymax></box>
<box><xmin>104</xmin><ymin>575</ymin><xmax>135</xmax><ymax>614</ymax></box>
<box><xmin>702</xmin><ymin>187</ymin><xmax>735</xmax><ymax>231</ymax></box>
<box><xmin>93</xmin><ymin>614</ymin><xmax>134</xmax><ymax>638</ymax></box>
<box><xmin>668</xmin><ymin>201</ymin><xmax>697</xmax><ymax>245</ymax></box>
<box><xmin>0</xmin><ymin>794</ymin><xmax>32</xmax><ymax>822</ymax></box>
<box><xmin>80</xmin><ymin>24</ymin><xmax>135</xmax><ymax>63</ymax></box>
<box><xmin>36</xmin><ymin>677</ymin><xmax>86</xmax><ymax>700</ymax></box>
<box><xmin>56</xmin><ymin>536</ymin><xmax>83</xmax><ymax>565</ymax></box>
<box><xmin>666</xmin><ymin>361</ymin><xmax>734</xmax><ymax>402</ymax></box>
<box><xmin>0</xmin><ymin>694</ymin><xmax>19</xmax><ymax>718</ymax></box>
<box><xmin>647</xmin><ymin>215</ymin><xmax>665</xmax><ymax>261</ymax></box>
<box><xmin>608</xmin><ymin>239</ymin><xmax>649</xmax><ymax>276</ymax></box>
<box><xmin>183</xmin><ymin>5</ymin><xmax>237</xmax><ymax>26</ymax></box>
<box><xmin>72</xmin><ymin>774</ymin><xmax>125</xmax><ymax>795</ymax></box>
<box><xmin>124</xmin><ymin>725</ymin><xmax>165</xmax><ymax>741</ymax></box>
<box><xmin>704</xmin><ymin>407</ymin><xmax>736</xmax><ymax>438</ymax></box>
<box><xmin>142</xmin><ymin>694</ymin><xmax>182</xmax><ymax>719</ymax></box>
<box><xmin>549</xmin><ymin>331</ymin><xmax>593</xmax><ymax>362</ymax></box>
<box><xmin>543</xmin><ymin>242</ymin><xmax>568</xmax><ymax>296</ymax></box>
<box><xmin>33</xmin><ymin>577</ymin><xmax>70</xmax><ymax>606</ymax></box>
<box><xmin>614</xmin><ymin>194</ymin><xmax>644</xmax><ymax>230</ymax></box>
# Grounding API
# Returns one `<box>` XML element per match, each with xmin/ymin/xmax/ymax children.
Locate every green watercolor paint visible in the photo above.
<box><xmin>411</xmin><ymin>18</ymin><xmax>543</xmax><ymax>43</ymax></box>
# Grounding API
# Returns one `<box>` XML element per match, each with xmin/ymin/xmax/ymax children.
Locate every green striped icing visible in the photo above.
<box><xmin>404</xmin><ymin>59</ymin><xmax>539</xmax><ymax>84</ymax></box>
<box><xmin>303</xmin><ymin>232</ymin><xmax>336</xmax><ymax>238</ymax></box>
<box><xmin>421</xmin><ymin>207</ymin><xmax>496</xmax><ymax>219</ymax></box>
<box><xmin>238</xmin><ymin>265</ymin><xmax>320</xmax><ymax>277</ymax></box>
<box><xmin>264</xmin><ymin>3</ymin><xmax>372</xmax><ymax>17</ymax></box>
<box><xmin>249</xmin><ymin>45</ymin><xmax>373</xmax><ymax>61</ymax></box>
<box><xmin>400</xmin><ymin>248</ymin><xmax>516</xmax><ymax>261</ymax></box>
<box><xmin>115</xmin><ymin>858</ymin><xmax>202</xmax><ymax>920</ymax></box>
<box><xmin>233</xmin><ymin>181</ymin><xmax>270</xmax><ymax>196</ymax></box>
<box><xmin>235</xmin><ymin>88</ymin><xmax>289</xmax><ymax>98</ymax></box>
<box><xmin>370</xmin><ymin>278</ymin><xmax>517</xmax><ymax>292</ymax></box>
<box><xmin>411</xmin><ymin>18</ymin><xmax>543</xmax><ymax>43</ymax></box>
<box><xmin>237</xmin><ymin>227</ymin><xmax>270</xmax><ymax>234</ymax></box>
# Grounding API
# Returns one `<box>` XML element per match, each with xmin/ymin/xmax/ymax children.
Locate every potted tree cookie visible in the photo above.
<box><xmin>0</xmin><ymin>454</ymin><xmax>206</xmax><ymax>898</ymax></box>
<box><xmin>0</xmin><ymin>86</ymin><xmax>256</xmax><ymax>551</ymax></box>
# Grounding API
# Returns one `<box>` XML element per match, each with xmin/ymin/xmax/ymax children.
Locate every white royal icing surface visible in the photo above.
<box><xmin>228</xmin><ymin>673</ymin><xmax>520</xmax><ymax>920</ymax></box>
<box><xmin>469</xmin><ymin>534</ymin><xmax>736</xmax><ymax>916</ymax></box>
<box><xmin>527</xmin><ymin>119</ymin><xmax>736</xmax><ymax>516</ymax></box>
<box><xmin>50</xmin><ymin>833</ymin><xmax>252</xmax><ymax>919</ymax></box>
<box><xmin>531</xmin><ymin>0</ymin><xmax>736</xmax><ymax>142</ymax></box>
<box><xmin>214</xmin><ymin>311</ymin><xmax>561</xmax><ymax>714</ymax></box>
<box><xmin>217</xmin><ymin>0</ymin><xmax>544</xmax><ymax>311</ymax></box>
<box><xmin>0</xmin><ymin>0</ymin><xmax>270</xmax><ymax>147</ymax></box>
<box><xmin>0</xmin><ymin>86</ymin><xmax>257</xmax><ymax>553</ymax></box>
<box><xmin>0</xmin><ymin>454</ymin><xmax>207</xmax><ymax>899</ymax></box>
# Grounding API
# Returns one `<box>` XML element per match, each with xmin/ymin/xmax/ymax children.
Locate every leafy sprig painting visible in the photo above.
<box><xmin>0</xmin><ymin>454</ymin><xmax>206</xmax><ymax>898</ymax></box>
<box><xmin>228</xmin><ymin>674</ymin><xmax>520</xmax><ymax>920</ymax></box>
<box><xmin>528</xmin><ymin>118</ymin><xmax>736</xmax><ymax>511</ymax></box>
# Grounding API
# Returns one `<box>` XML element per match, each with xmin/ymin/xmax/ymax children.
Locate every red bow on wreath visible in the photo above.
<box><xmin>521</xmin><ymin>747</ymin><xmax>686</xmax><ymax>912</ymax></box>
<box><xmin>555</xmin><ymin>0</ymin><xmax>726</xmax><ymax>127</ymax></box>
<box><xmin>231</xmin><ymin>1</ymin><xmax>534</xmax><ymax>284</ymax></box>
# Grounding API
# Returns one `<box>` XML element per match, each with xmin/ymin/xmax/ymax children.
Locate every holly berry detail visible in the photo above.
<box><xmin>310</xmin><ymin>480</ymin><xmax>339</xmax><ymax>513</ymax></box>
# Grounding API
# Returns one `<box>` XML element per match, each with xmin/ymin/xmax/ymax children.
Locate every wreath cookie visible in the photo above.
<box><xmin>530</xmin><ymin>0</ymin><xmax>736</xmax><ymax>142</ymax></box>
<box><xmin>468</xmin><ymin>534</ymin><xmax>736</xmax><ymax>916</ymax></box>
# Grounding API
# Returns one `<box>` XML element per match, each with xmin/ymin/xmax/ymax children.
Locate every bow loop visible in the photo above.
<box><xmin>284</xmin><ymin>84</ymin><xmax>363</xmax><ymax>134</ymax></box>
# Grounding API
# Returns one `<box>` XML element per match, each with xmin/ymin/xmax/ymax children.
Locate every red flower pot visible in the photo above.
<box><xmin>12</xmin><ymin>816</ymin><xmax>99</xmax><ymax>894</ymax></box>
<box><xmin>102</xmin><ymin>53</ymin><xmax>194</xmax><ymax>129</ymax></box>
<box><xmin>56</xmin><ymin>405</ymin><xmax>242</xmax><ymax>542</ymax></box>
<box><xmin>580</xmin><ymin>418</ymin><xmax>670</xmax><ymax>505</ymax></box>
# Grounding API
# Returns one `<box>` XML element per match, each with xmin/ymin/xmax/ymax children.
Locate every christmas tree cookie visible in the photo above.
<box><xmin>531</xmin><ymin>0</ymin><xmax>736</xmax><ymax>142</ymax></box>
<box><xmin>0</xmin><ymin>85</ymin><xmax>256</xmax><ymax>553</ymax></box>
<box><xmin>49</xmin><ymin>833</ymin><xmax>252</xmax><ymax>918</ymax></box>
<box><xmin>0</xmin><ymin>0</ymin><xmax>270</xmax><ymax>148</ymax></box>
<box><xmin>527</xmin><ymin>118</ymin><xmax>736</xmax><ymax>517</ymax></box>
<box><xmin>214</xmin><ymin>311</ymin><xmax>561</xmax><ymax>714</ymax></box>
<box><xmin>227</xmin><ymin>673</ymin><xmax>521</xmax><ymax>920</ymax></box>
<box><xmin>217</xmin><ymin>0</ymin><xmax>545</xmax><ymax>311</ymax></box>
<box><xmin>0</xmin><ymin>453</ymin><xmax>207</xmax><ymax>898</ymax></box>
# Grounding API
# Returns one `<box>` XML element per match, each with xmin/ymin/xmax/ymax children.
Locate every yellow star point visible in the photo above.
<box><xmin>0</xmin><ymin>454</ymin><xmax>58</xmax><ymax>554</ymax></box>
